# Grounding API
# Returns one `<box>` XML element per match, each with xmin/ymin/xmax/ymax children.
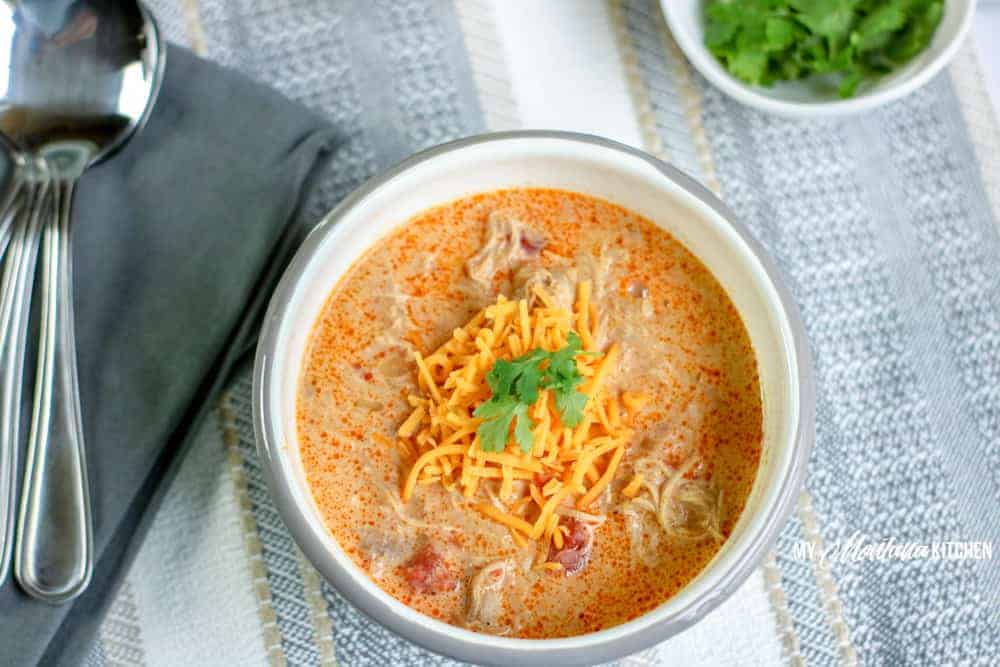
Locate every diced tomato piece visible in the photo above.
<box><xmin>548</xmin><ymin>518</ymin><xmax>593</xmax><ymax>575</ymax></box>
<box><xmin>402</xmin><ymin>544</ymin><xmax>457</xmax><ymax>594</ymax></box>
<box><xmin>562</xmin><ymin>518</ymin><xmax>591</xmax><ymax>551</ymax></box>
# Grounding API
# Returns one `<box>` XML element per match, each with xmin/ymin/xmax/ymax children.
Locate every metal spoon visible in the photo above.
<box><xmin>0</xmin><ymin>158</ymin><xmax>46</xmax><ymax>589</ymax></box>
<box><xmin>0</xmin><ymin>0</ymin><xmax>164</xmax><ymax>602</ymax></box>
<box><xmin>0</xmin><ymin>151</ymin><xmax>27</xmax><ymax>261</ymax></box>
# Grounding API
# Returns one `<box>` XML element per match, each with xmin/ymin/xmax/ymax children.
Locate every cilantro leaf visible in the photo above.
<box><xmin>473</xmin><ymin>394</ymin><xmax>515</xmax><ymax>420</ymax></box>
<box><xmin>728</xmin><ymin>49</ymin><xmax>769</xmax><ymax>85</ymax></box>
<box><xmin>514</xmin><ymin>368</ymin><xmax>539</xmax><ymax>405</ymax></box>
<box><xmin>473</xmin><ymin>396</ymin><xmax>519</xmax><ymax>453</ymax></box>
<box><xmin>704</xmin><ymin>0</ymin><xmax>943</xmax><ymax>98</ymax></box>
<box><xmin>789</xmin><ymin>0</ymin><xmax>860</xmax><ymax>40</ymax></box>
<box><xmin>885</xmin><ymin>0</ymin><xmax>942</xmax><ymax>63</ymax></box>
<box><xmin>765</xmin><ymin>18</ymin><xmax>797</xmax><ymax>51</ymax></box>
<box><xmin>485</xmin><ymin>359</ymin><xmax>516</xmax><ymax>396</ymax></box>
<box><xmin>554</xmin><ymin>388</ymin><xmax>588</xmax><ymax>428</ymax></box>
<box><xmin>538</xmin><ymin>331</ymin><xmax>593</xmax><ymax>428</ymax></box>
<box><xmin>837</xmin><ymin>68</ymin><xmax>865</xmax><ymax>98</ymax></box>
<box><xmin>474</xmin><ymin>332</ymin><xmax>593</xmax><ymax>453</ymax></box>
<box><xmin>705</xmin><ymin>1</ymin><xmax>742</xmax><ymax>49</ymax></box>
<box><xmin>512</xmin><ymin>404</ymin><xmax>534</xmax><ymax>453</ymax></box>
<box><xmin>544</xmin><ymin>333</ymin><xmax>581</xmax><ymax>381</ymax></box>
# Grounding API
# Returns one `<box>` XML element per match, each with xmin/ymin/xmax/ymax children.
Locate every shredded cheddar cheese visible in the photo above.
<box><xmin>621</xmin><ymin>473</ymin><xmax>644</xmax><ymax>498</ymax></box>
<box><xmin>395</xmin><ymin>282</ymin><xmax>646</xmax><ymax>564</ymax></box>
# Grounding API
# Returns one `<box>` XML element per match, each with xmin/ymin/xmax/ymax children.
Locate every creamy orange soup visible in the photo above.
<box><xmin>297</xmin><ymin>188</ymin><xmax>762</xmax><ymax>638</ymax></box>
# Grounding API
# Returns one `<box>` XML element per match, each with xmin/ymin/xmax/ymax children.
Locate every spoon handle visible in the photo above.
<box><xmin>0</xmin><ymin>177</ymin><xmax>46</xmax><ymax>587</ymax></box>
<box><xmin>15</xmin><ymin>176</ymin><xmax>92</xmax><ymax>603</ymax></box>
<box><xmin>0</xmin><ymin>167</ymin><xmax>25</xmax><ymax>262</ymax></box>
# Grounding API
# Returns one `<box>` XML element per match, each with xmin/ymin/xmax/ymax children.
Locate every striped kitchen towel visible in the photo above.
<box><xmin>88</xmin><ymin>1</ymin><xmax>999</xmax><ymax>665</ymax></box>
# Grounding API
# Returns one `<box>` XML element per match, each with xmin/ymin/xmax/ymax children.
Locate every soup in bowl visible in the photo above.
<box><xmin>254</xmin><ymin>132</ymin><xmax>813</xmax><ymax>665</ymax></box>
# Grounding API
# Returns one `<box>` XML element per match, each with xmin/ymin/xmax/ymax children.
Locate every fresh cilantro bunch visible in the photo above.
<box><xmin>704</xmin><ymin>0</ymin><xmax>944</xmax><ymax>98</ymax></box>
<box><xmin>474</xmin><ymin>332</ymin><xmax>592</xmax><ymax>453</ymax></box>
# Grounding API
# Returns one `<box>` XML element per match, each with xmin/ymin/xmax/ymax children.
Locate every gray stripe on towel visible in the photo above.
<box><xmin>699</xmin><ymin>68</ymin><xmax>999</xmax><ymax>663</ymax></box>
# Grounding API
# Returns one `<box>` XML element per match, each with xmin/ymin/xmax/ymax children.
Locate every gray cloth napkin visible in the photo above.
<box><xmin>0</xmin><ymin>44</ymin><xmax>335</xmax><ymax>666</ymax></box>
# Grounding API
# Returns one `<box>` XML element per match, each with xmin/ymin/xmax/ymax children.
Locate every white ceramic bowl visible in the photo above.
<box><xmin>253</xmin><ymin>132</ymin><xmax>814</xmax><ymax>665</ymax></box>
<box><xmin>662</xmin><ymin>0</ymin><xmax>975</xmax><ymax>118</ymax></box>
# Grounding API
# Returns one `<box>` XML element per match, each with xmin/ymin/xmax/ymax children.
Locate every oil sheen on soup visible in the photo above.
<box><xmin>297</xmin><ymin>188</ymin><xmax>763</xmax><ymax>639</ymax></box>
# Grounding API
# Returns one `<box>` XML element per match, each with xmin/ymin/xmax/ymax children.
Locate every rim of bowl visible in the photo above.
<box><xmin>253</xmin><ymin>130</ymin><xmax>815</xmax><ymax>666</ymax></box>
<box><xmin>661</xmin><ymin>0</ymin><xmax>976</xmax><ymax>119</ymax></box>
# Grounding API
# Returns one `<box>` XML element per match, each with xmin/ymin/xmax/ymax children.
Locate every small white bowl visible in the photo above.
<box><xmin>662</xmin><ymin>0</ymin><xmax>975</xmax><ymax>118</ymax></box>
<box><xmin>254</xmin><ymin>132</ymin><xmax>814</xmax><ymax>665</ymax></box>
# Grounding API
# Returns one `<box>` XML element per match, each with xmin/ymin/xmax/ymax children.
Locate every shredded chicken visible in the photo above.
<box><xmin>358</xmin><ymin>529</ymin><xmax>409</xmax><ymax>580</ymax></box>
<box><xmin>372</xmin><ymin>277</ymin><xmax>413</xmax><ymax>351</ymax></box>
<box><xmin>626</xmin><ymin>279</ymin><xmax>654</xmax><ymax>318</ymax></box>
<box><xmin>619</xmin><ymin>456</ymin><xmax>725</xmax><ymax>564</ymax></box>
<box><xmin>656</xmin><ymin>462</ymin><xmax>724</xmax><ymax>543</ymax></box>
<box><xmin>555</xmin><ymin>506</ymin><xmax>607</xmax><ymax>526</ymax></box>
<box><xmin>465</xmin><ymin>211</ymin><xmax>545</xmax><ymax>288</ymax></box>
<box><xmin>467</xmin><ymin>559</ymin><xmax>513</xmax><ymax>630</ymax></box>
<box><xmin>369</xmin><ymin>469</ymin><xmax>459</xmax><ymax>533</ymax></box>
<box><xmin>514</xmin><ymin>262</ymin><xmax>576</xmax><ymax>311</ymax></box>
<box><xmin>623</xmin><ymin>504</ymin><xmax>662</xmax><ymax>567</ymax></box>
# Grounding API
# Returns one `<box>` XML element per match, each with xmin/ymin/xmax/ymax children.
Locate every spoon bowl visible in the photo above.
<box><xmin>0</xmin><ymin>0</ymin><xmax>163</xmax><ymax>602</ymax></box>
<box><xmin>0</xmin><ymin>0</ymin><xmax>162</xmax><ymax>164</ymax></box>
